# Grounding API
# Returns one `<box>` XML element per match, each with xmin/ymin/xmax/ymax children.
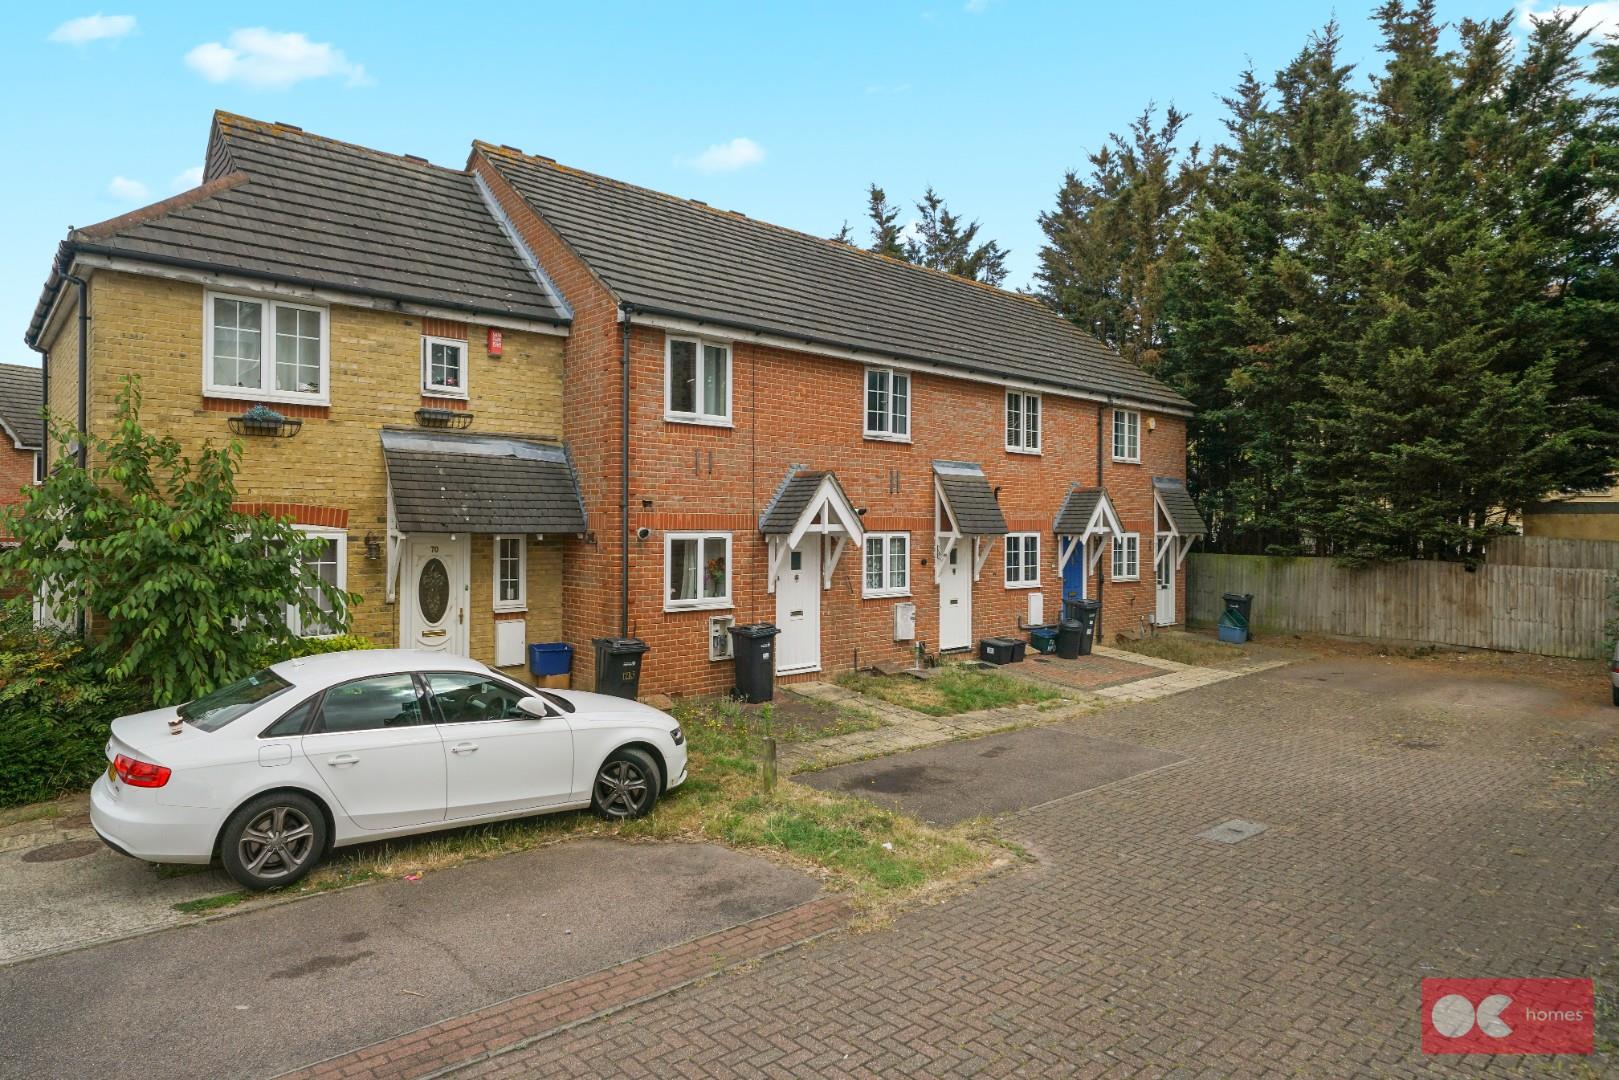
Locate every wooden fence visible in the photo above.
<box><xmin>1187</xmin><ymin>553</ymin><xmax>1615</xmax><ymax>659</ymax></box>
<box><xmin>1486</xmin><ymin>535</ymin><xmax>1619</xmax><ymax>571</ymax></box>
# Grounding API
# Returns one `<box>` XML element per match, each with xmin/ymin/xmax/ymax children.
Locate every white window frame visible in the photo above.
<box><xmin>664</xmin><ymin>335</ymin><xmax>732</xmax><ymax>426</ymax></box>
<box><xmin>1005</xmin><ymin>391</ymin><xmax>1041</xmax><ymax>454</ymax></box>
<box><xmin>1112</xmin><ymin>408</ymin><xmax>1141</xmax><ymax>463</ymax></box>
<box><xmin>33</xmin><ymin>451</ymin><xmax>44</xmax><ymax>485</ymax></box>
<box><xmin>288</xmin><ymin>526</ymin><xmax>347</xmax><ymax>638</ymax></box>
<box><xmin>1004</xmin><ymin>532</ymin><xmax>1041</xmax><ymax>588</ymax></box>
<box><xmin>862</xmin><ymin>532</ymin><xmax>911</xmax><ymax>598</ymax></box>
<box><xmin>203</xmin><ymin>289</ymin><xmax>330</xmax><ymax>406</ymax></box>
<box><xmin>1112</xmin><ymin>532</ymin><xmax>1141</xmax><ymax>581</ymax></box>
<box><xmin>863</xmin><ymin>366</ymin><xmax>912</xmax><ymax>442</ymax></box>
<box><xmin>664</xmin><ymin>531</ymin><xmax>733</xmax><ymax>612</ymax></box>
<box><xmin>422</xmin><ymin>335</ymin><xmax>469</xmax><ymax>399</ymax></box>
<box><xmin>493</xmin><ymin>534</ymin><xmax>527</xmax><ymax>613</ymax></box>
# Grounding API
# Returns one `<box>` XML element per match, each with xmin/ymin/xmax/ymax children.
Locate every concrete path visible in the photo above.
<box><xmin>0</xmin><ymin>839</ymin><xmax>821</xmax><ymax>1080</ymax></box>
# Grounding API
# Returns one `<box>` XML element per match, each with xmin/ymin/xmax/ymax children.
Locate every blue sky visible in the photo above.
<box><xmin>2</xmin><ymin>1</ymin><xmax>1605</xmax><ymax>358</ymax></box>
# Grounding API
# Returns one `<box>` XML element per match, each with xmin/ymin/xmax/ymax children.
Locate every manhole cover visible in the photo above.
<box><xmin>1199</xmin><ymin>819</ymin><xmax>1268</xmax><ymax>845</ymax></box>
<box><xmin>21</xmin><ymin>840</ymin><xmax>103</xmax><ymax>863</ymax></box>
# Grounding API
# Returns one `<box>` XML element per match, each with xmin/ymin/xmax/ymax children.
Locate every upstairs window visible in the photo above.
<box><xmin>1006</xmin><ymin>391</ymin><xmax>1041</xmax><ymax>453</ymax></box>
<box><xmin>1005</xmin><ymin>533</ymin><xmax>1040</xmax><ymax>587</ymax></box>
<box><xmin>865</xmin><ymin>367</ymin><xmax>910</xmax><ymax>440</ymax></box>
<box><xmin>1112</xmin><ymin>408</ymin><xmax>1141</xmax><ymax>462</ymax></box>
<box><xmin>666</xmin><ymin>336</ymin><xmax>730</xmax><ymax>424</ymax></box>
<box><xmin>205</xmin><ymin>291</ymin><xmax>328</xmax><ymax>404</ymax></box>
<box><xmin>423</xmin><ymin>336</ymin><xmax>467</xmax><ymax>397</ymax></box>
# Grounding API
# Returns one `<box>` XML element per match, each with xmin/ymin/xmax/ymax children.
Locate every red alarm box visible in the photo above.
<box><xmin>487</xmin><ymin>328</ymin><xmax>504</xmax><ymax>355</ymax></box>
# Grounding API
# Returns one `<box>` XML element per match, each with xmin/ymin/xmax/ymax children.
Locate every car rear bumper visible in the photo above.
<box><xmin>90</xmin><ymin>774</ymin><xmax>219</xmax><ymax>865</ymax></box>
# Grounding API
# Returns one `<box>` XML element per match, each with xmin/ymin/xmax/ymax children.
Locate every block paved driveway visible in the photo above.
<box><xmin>458</xmin><ymin>655</ymin><xmax>1619</xmax><ymax>1078</ymax></box>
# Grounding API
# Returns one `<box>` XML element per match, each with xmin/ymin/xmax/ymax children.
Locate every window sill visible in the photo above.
<box><xmin>1005</xmin><ymin>445</ymin><xmax>1042</xmax><ymax>456</ymax></box>
<box><xmin>1112</xmin><ymin>575</ymin><xmax>1141</xmax><ymax>583</ymax></box>
<box><xmin>665</xmin><ymin>599</ymin><xmax>733</xmax><ymax>613</ymax></box>
<box><xmin>1111</xmin><ymin>456</ymin><xmax>1142</xmax><ymax>465</ymax></box>
<box><xmin>664</xmin><ymin>413</ymin><xmax>733</xmax><ymax>428</ymax></box>
<box><xmin>863</xmin><ymin>432</ymin><xmax>912</xmax><ymax>444</ymax></box>
<box><xmin>205</xmin><ymin>386</ymin><xmax>330</xmax><ymax>408</ymax></box>
<box><xmin>493</xmin><ymin>604</ymin><xmax>528</xmax><ymax>615</ymax></box>
<box><xmin>862</xmin><ymin>589</ymin><xmax>912</xmax><ymax>600</ymax></box>
<box><xmin>1004</xmin><ymin>581</ymin><xmax>1041</xmax><ymax>590</ymax></box>
<box><xmin>424</xmin><ymin>387</ymin><xmax>470</xmax><ymax>401</ymax></box>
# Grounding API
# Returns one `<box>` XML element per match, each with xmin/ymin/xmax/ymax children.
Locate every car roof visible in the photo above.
<box><xmin>270</xmin><ymin>649</ymin><xmax>490</xmax><ymax>686</ymax></box>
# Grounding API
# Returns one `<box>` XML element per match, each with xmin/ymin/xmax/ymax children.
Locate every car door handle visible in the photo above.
<box><xmin>327</xmin><ymin>754</ymin><xmax>359</xmax><ymax>767</ymax></box>
<box><xmin>450</xmin><ymin>742</ymin><xmax>479</xmax><ymax>755</ymax></box>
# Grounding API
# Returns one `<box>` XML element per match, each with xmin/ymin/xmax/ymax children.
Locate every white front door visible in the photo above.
<box><xmin>403</xmin><ymin>536</ymin><xmax>470</xmax><ymax>655</ymax></box>
<box><xmin>938</xmin><ymin>542</ymin><xmax>972</xmax><ymax>651</ymax></box>
<box><xmin>1155</xmin><ymin>535</ymin><xmax>1176</xmax><ymax>625</ymax></box>
<box><xmin>775</xmin><ymin>540</ymin><xmax>822</xmax><ymax>674</ymax></box>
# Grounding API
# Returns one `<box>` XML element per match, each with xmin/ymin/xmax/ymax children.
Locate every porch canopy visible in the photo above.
<box><xmin>1052</xmin><ymin>485</ymin><xmax>1124</xmax><ymax>577</ymax></box>
<box><xmin>933</xmin><ymin>460</ymin><xmax>1007</xmax><ymax>582</ymax></box>
<box><xmin>381</xmin><ymin>428</ymin><xmax>588</xmax><ymax>600</ymax></box>
<box><xmin>1152</xmin><ymin>476</ymin><xmax>1206</xmax><ymax>568</ymax></box>
<box><xmin>759</xmin><ymin>468</ymin><xmax>864</xmax><ymax>591</ymax></box>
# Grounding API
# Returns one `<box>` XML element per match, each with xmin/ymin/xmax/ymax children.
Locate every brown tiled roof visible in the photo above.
<box><xmin>1153</xmin><ymin>477</ymin><xmax>1206</xmax><ymax>536</ymax></box>
<box><xmin>934</xmin><ymin>461</ymin><xmax>1008</xmax><ymax>535</ymax></box>
<box><xmin>479</xmin><ymin>144</ymin><xmax>1192</xmax><ymax>413</ymax></box>
<box><xmin>381</xmin><ymin>429</ymin><xmax>586</xmax><ymax>534</ymax></box>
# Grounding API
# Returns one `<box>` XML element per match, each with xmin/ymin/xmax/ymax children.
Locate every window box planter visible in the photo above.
<box><xmin>415</xmin><ymin>407</ymin><xmax>474</xmax><ymax>430</ymax></box>
<box><xmin>227</xmin><ymin>405</ymin><xmax>302</xmax><ymax>438</ymax></box>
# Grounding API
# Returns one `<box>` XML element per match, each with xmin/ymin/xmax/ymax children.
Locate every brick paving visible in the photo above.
<box><xmin>445</xmin><ymin>657</ymin><xmax>1619</xmax><ymax>1077</ymax></box>
<box><xmin>275</xmin><ymin>896</ymin><xmax>853</xmax><ymax>1080</ymax></box>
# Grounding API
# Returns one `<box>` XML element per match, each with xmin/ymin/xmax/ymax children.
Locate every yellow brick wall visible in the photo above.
<box><xmin>51</xmin><ymin>269</ymin><xmax>569</xmax><ymax>673</ymax></box>
<box><xmin>41</xmin><ymin>289</ymin><xmax>82</xmax><ymax>468</ymax></box>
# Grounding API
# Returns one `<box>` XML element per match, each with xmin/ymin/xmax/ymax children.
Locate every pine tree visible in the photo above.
<box><xmin>905</xmin><ymin>187</ymin><xmax>1010</xmax><ymax>285</ymax></box>
<box><xmin>865</xmin><ymin>185</ymin><xmax>907</xmax><ymax>260</ymax></box>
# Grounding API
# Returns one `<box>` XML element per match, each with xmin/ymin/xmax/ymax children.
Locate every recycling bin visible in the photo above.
<box><xmin>592</xmin><ymin>636</ymin><xmax>649</xmax><ymax>699</ymax></box>
<box><xmin>1222</xmin><ymin>592</ymin><xmax>1255</xmax><ymax>628</ymax></box>
<box><xmin>728</xmin><ymin>623</ymin><xmax>781</xmax><ymax>703</ymax></box>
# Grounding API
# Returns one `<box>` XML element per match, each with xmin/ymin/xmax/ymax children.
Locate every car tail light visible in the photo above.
<box><xmin>113</xmin><ymin>753</ymin><xmax>171</xmax><ymax>788</ymax></box>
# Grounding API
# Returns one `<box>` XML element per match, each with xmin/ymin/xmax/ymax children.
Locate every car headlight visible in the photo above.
<box><xmin>670</xmin><ymin>725</ymin><xmax>685</xmax><ymax>746</ymax></box>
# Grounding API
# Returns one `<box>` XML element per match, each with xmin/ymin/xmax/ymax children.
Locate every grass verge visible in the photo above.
<box><xmin>170</xmin><ymin>697</ymin><xmax>994</xmax><ymax>914</ymax></box>
<box><xmin>836</xmin><ymin>664</ymin><xmax>1060</xmax><ymax>717</ymax></box>
<box><xmin>1110</xmin><ymin>631</ymin><xmax>1247</xmax><ymax>667</ymax></box>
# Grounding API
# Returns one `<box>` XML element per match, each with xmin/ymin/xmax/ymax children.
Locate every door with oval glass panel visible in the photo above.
<box><xmin>403</xmin><ymin>536</ymin><xmax>470</xmax><ymax>655</ymax></box>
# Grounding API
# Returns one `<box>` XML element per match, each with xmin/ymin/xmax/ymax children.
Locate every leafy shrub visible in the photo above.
<box><xmin>257</xmin><ymin>634</ymin><xmax>374</xmax><ymax>667</ymax></box>
<box><xmin>0</xmin><ymin>606</ymin><xmax>149</xmax><ymax>808</ymax></box>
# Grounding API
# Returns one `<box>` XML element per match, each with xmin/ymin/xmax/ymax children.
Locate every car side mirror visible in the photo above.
<box><xmin>516</xmin><ymin>696</ymin><xmax>553</xmax><ymax>720</ymax></box>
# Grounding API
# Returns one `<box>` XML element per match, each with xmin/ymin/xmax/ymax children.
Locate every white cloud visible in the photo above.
<box><xmin>1518</xmin><ymin>1</ymin><xmax>1619</xmax><ymax>39</ymax></box>
<box><xmin>48</xmin><ymin>14</ymin><xmax>135</xmax><ymax>45</ymax></box>
<box><xmin>184</xmin><ymin>28</ymin><xmax>369</xmax><ymax>89</ymax></box>
<box><xmin>107</xmin><ymin>176</ymin><xmax>148</xmax><ymax>201</ymax></box>
<box><xmin>685</xmin><ymin>137</ymin><xmax>766</xmax><ymax>174</ymax></box>
<box><xmin>172</xmin><ymin>165</ymin><xmax>205</xmax><ymax>190</ymax></box>
<box><xmin>963</xmin><ymin>0</ymin><xmax>991</xmax><ymax>13</ymax></box>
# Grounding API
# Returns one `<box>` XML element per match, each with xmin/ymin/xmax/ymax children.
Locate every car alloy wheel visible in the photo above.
<box><xmin>237</xmin><ymin>804</ymin><xmax>317</xmax><ymax>881</ymax></box>
<box><xmin>593</xmin><ymin>751</ymin><xmax>659</xmax><ymax>820</ymax></box>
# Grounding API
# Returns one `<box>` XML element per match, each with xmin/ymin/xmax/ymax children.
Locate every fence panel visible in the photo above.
<box><xmin>1187</xmin><ymin>554</ymin><xmax>1614</xmax><ymax>659</ymax></box>
<box><xmin>1487</xmin><ymin>535</ymin><xmax>1619</xmax><ymax>571</ymax></box>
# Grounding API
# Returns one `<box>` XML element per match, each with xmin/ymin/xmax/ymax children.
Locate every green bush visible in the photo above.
<box><xmin>257</xmin><ymin>633</ymin><xmax>374</xmax><ymax>667</ymax></box>
<box><xmin>0</xmin><ymin>606</ymin><xmax>149</xmax><ymax>808</ymax></box>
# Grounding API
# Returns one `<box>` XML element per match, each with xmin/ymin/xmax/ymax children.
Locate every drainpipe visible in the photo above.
<box><xmin>61</xmin><ymin>273</ymin><xmax>89</xmax><ymax>470</ymax></box>
<box><xmin>1095</xmin><ymin>398</ymin><xmax>1109</xmax><ymax>637</ymax></box>
<box><xmin>619</xmin><ymin>303</ymin><xmax>633</xmax><ymax>637</ymax></box>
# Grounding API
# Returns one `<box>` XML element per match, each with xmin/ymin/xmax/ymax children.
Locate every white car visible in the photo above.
<box><xmin>91</xmin><ymin>650</ymin><xmax>688</xmax><ymax>890</ymax></box>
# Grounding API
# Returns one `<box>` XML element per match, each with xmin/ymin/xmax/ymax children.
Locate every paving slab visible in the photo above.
<box><xmin>800</xmin><ymin>726</ymin><xmax>1186</xmax><ymax>824</ymax></box>
<box><xmin>0</xmin><ymin>839</ymin><xmax>820</xmax><ymax>1080</ymax></box>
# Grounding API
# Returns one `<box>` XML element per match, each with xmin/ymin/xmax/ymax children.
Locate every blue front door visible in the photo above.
<box><xmin>1061</xmin><ymin>537</ymin><xmax>1086</xmax><ymax>610</ymax></box>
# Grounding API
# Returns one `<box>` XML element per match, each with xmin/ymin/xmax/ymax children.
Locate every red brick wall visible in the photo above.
<box><xmin>472</xmin><ymin>147</ymin><xmax>1190</xmax><ymax>698</ymax></box>
<box><xmin>0</xmin><ymin>443</ymin><xmax>36</xmax><ymax>540</ymax></box>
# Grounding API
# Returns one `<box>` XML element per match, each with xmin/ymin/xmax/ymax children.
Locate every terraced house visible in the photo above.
<box><xmin>25</xmin><ymin>112</ymin><xmax>1202</xmax><ymax>697</ymax></box>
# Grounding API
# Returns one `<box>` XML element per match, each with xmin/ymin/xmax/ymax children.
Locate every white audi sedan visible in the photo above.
<box><xmin>91</xmin><ymin>650</ymin><xmax>688</xmax><ymax>890</ymax></box>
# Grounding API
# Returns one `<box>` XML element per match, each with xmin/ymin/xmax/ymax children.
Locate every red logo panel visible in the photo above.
<box><xmin>1421</xmin><ymin>978</ymin><xmax>1593</xmax><ymax>1055</ymax></box>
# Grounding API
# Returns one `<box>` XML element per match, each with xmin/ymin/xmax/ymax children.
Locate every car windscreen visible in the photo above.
<box><xmin>179</xmin><ymin>669</ymin><xmax>294</xmax><ymax>731</ymax></box>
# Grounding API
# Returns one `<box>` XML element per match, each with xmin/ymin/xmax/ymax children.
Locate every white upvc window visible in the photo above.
<box><xmin>1112</xmin><ymin>532</ymin><xmax>1140</xmax><ymax>581</ymax></box>
<box><xmin>33</xmin><ymin>451</ymin><xmax>44</xmax><ymax>484</ymax></box>
<box><xmin>493</xmin><ymin>535</ymin><xmax>526</xmax><ymax>613</ymax></box>
<box><xmin>864</xmin><ymin>366</ymin><xmax>911</xmax><ymax>440</ymax></box>
<box><xmin>204</xmin><ymin>290</ymin><xmax>329</xmax><ymax>405</ymax></box>
<box><xmin>862</xmin><ymin>532</ymin><xmax>910</xmax><ymax>598</ymax></box>
<box><xmin>665</xmin><ymin>532</ymin><xmax>732</xmax><ymax>611</ymax></box>
<box><xmin>1112</xmin><ymin>408</ymin><xmax>1141</xmax><ymax>462</ymax></box>
<box><xmin>289</xmin><ymin>526</ymin><xmax>346</xmax><ymax>638</ymax></box>
<box><xmin>665</xmin><ymin>336</ymin><xmax>731</xmax><ymax>425</ymax></box>
<box><xmin>1005</xmin><ymin>532</ymin><xmax>1040</xmax><ymax>588</ymax></box>
<box><xmin>1006</xmin><ymin>391</ymin><xmax>1041</xmax><ymax>453</ymax></box>
<box><xmin>422</xmin><ymin>336</ymin><xmax>468</xmax><ymax>398</ymax></box>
